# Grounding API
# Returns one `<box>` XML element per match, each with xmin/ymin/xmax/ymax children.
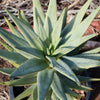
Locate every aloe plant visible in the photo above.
<box><xmin>0</xmin><ymin>0</ymin><xmax>100</xmax><ymax>99</ymax></box>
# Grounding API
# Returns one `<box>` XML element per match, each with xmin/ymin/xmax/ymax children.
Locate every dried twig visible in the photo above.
<box><xmin>0</xmin><ymin>90</ymin><xmax>10</xmax><ymax>100</ymax></box>
<box><xmin>68</xmin><ymin>0</ymin><xmax>79</xmax><ymax>9</ymax></box>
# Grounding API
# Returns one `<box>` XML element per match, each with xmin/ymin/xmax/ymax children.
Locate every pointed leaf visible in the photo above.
<box><xmin>75</xmin><ymin>6</ymin><xmax>100</xmax><ymax>37</ymax></box>
<box><xmin>61</xmin><ymin>16</ymin><xmax>76</xmax><ymax>38</ymax></box>
<box><xmin>5</xmin><ymin>17</ymin><xmax>24</xmax><ymax>39</ymax></box>
<box><xmin>46</xmin><ymin>56</ymin><xmax>56</xmax><ymax>67</ymax></box>
<box><xmin>59</xmin><ymin>74</ymin><xmax>92</xmax><ymax>91</ymax></box>
<box><xmin>20</xmin><ymin>72</ymin><xmax>37</xmax><ymax>79</ymax></box>
<box><xmin>37</xmin><ymin>18</ymin><xmax>49</xmax><ymax>49</ymax></box>
<box><xmin>1</xmin><ymin>77</ymin><xmax>37</xmax><ymax>86</ymax></box>
<box><xmin>77</xmin><ymin>75</ymin><xmax>100</xmax><ymax>82</ymax></box>
<box><xmin>62</xmin><ymin>8</ymin><xmax>67</xmax><ymax>30</ymax></box>
<box><xmin>44</xmin><ymin>0</ymin><xmax>57</xmax><ymax>39</ymax></box>
<box><xmin>0</xmin><ymin>40</ymin><xmax>14</xmax><ymax>51</ymax></box>
<box><xmin>75</xmin><ymin>53</ymin><xmax>100</xmax><ymax>60</ymax></box>
<box><xmin>0</xmin><ymin>68</ymin><xmax>16</xmax><ymax>76</ymax></box>
<box><xmin>15</xmin><ymin>48</ymin><xmax>35</xmax><ymax>59</ymax></box>
<box><xmin>0</xmin><ymin>49</ymin><xmax>28</xmax><ymax>68</ymax></box>
<box><xmin>18</xmin><ymin>10</ymin><xmax>32</xmax><ymax>28</ymax></box>
<box><xmin>52</xmin><ymin>8</ymin><xmax>67</xmax><ymax>49</ymax></box>
<box><xmin>45</xmin><ymin>88</ymin><xmax>52</xmax><ymax>100</ymax></box>
<box><xmin>38</xmin><ymin>18</ymin><xmax>47</xmax><ymax>41</ymax></box>
<box><xmin>0</xmin><ymin>27</ymin><xmax>29</xmax><ymax>48</ymax></box>
<box><xmin>55</xmin><ymin>59</ymin><xmax>80</xmax><ymax>84</ymax></box>
<box><xmin>66</xmin><ymin>94</ymin><xmax>75</xmax><ymax>100</ymax></box>
<box><xmin>6</xmin><ymin>10</ymin><xmax>43</xmax><ymax>50</ymax></box>
<box><xmin>63</xmin><ymin>85</ymin><xmax>81</xmax><ymax>97</ymax></box>
<box><xmin>28</xmin><ymin>95</ymin><xmax>33</xmax><ymax>100</ymax></box>
<box><xmin>83</xmin><ymin>47</ymin><xmax>100</xmax><ymax>53</ymax></box>
<box><xmin>65</xmin><ymin>6</ymin><xmax>100</xmax><ymax>42</ymax></box>
<box><xmin>16</xmin><ymin>47</ymin><xmax>45</xmax><ymax>59</ymax></box>
<box><xmin>33</xmin><ymin>85</ymin><xmax>38</xmax><ymax>100</ymax></box>
<box><xmin>51</xmin><ymin>73</ymin><xmax>67</xmax><ymax>100</ymax></box>
<box><xmin>61</xmin><ymin>6</ymin><xmax>100</xmax><ymax>50</ymax></box>
<box><xmin>66</xmin><ymin>43</ymin><xmax>85</xmax><ymax>56</ymax></box>
<box><xmin>33</xmin><ymin>0</ymin><xmax>45</xmax><ymax>34</ymax></box>
<box><xmin>52</xmin><ymin>93</ymin><xmax>60</xmax><ymax>100</ymax></box>
<box><xmin>10</xmin><ymin>58</ymin><xmax>48</xmax><ymax>78</ymax></box>
<box><xmin>14</xmin><ymin>85</ymin><xmax>35</xmax><ymax>100</ymax></box>
<box><xmin>38</xmin><ymin>69</ymin><xmax>54</xmax><ymax>100</ymax></box>
<box><xmin>72</xmin><ymin>0</ymin><xmax>93</xmax><ymax>30</ymax></box>
<box><xmin>54</xmin><ymin>33</ymin><xmax>98</xmax><ymax>55</ymax></box>
<box><xmin>62</xmin><ymin>56</ymin><xmax>100</xmax><ymax>69</ymax></box>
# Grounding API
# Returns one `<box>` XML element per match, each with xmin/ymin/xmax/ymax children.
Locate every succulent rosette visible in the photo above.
<box><xmin>0</xmin><ymin>0</ymin><xmax>100</xmax><ymax>99</ymax></box>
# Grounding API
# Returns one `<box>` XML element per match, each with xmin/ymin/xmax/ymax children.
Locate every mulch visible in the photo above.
<box><xmin>0</xmin><ymin>0</ymin><xmax>100</xmax><ymax>26</ymax></box>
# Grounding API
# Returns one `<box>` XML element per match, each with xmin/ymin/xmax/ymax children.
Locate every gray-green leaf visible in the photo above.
<box><xmin>51</xmin><ymin>73</ymin><xmax>67</xmax><ymax>100</ymax></box>
<box><xmin>38</xmin><ymin>69</ymin><xmax>54</xmax><ymax>100</ymax></box>
<box><xmin>10</xmin><ymin>58</ymin><xmax>48</xmax><ymax>78</ymax></box>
